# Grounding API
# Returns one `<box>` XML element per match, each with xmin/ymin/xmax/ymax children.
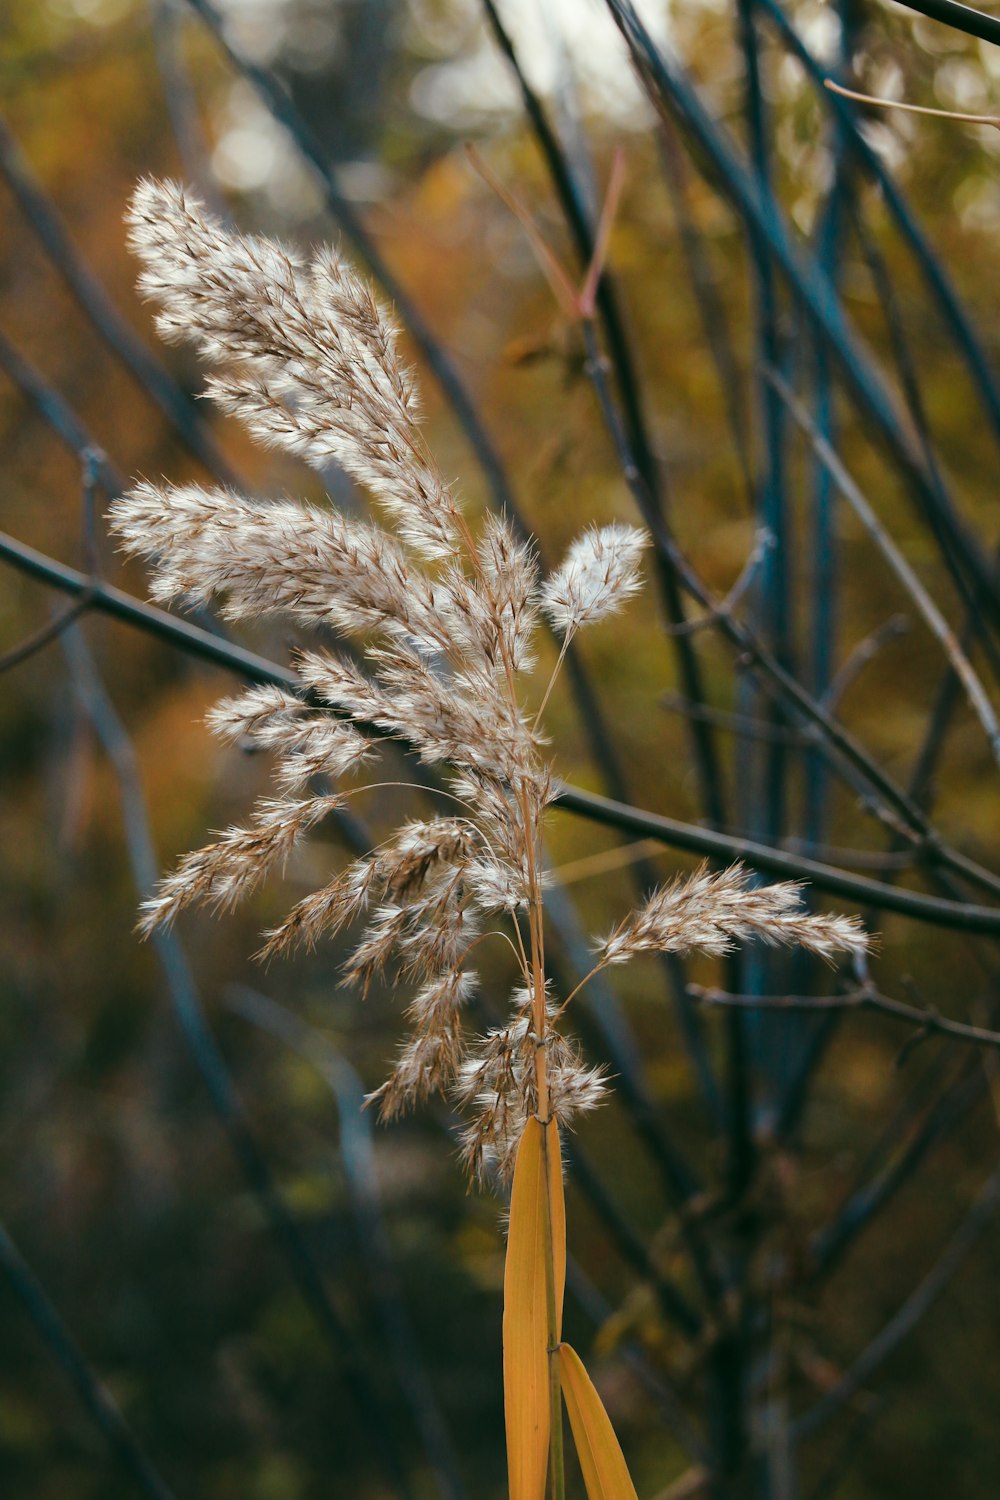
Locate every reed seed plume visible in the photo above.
<box><xmin>597</xmin><ymin>862</ymin><xmax>869</xmax><ymax>966</ymax></box>
<box><xmin>126</xmin><ymin>177</ymin><xmax>459</xmax><ymax>562</ymax></box>
<box><xmin>112</xmin><ymin>179</ymin><xmax>869</xmax><ymax>1181</ymax></box>
<box><xmin>540</xmin><ymin>522</ymin><xmax>647</xmax><ymax>637</ymax></box>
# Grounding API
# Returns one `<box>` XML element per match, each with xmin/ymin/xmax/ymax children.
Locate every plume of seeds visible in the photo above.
<box><xmin>112</xmin><ymin>179</ymin><xmax>868</xmax><ymax>1181</ymax></box>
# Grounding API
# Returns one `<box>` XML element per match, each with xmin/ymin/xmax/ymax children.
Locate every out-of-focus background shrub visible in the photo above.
<box><xmin>2</xmin><ymin>2</ymin><xmax>1000</xmax><ymax>1497</ymax></box>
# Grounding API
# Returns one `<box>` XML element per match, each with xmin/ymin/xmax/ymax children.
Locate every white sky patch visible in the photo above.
<box><xmin>47</xmin><ymin>0</ymin><xmax>132</xmax><ymax>23</ymax></box>
<box><xmin>211</xmin><ymin>80</ymin><xmax>323</xmax><ymax>214</ymax></box>
<box><xmin>213</xmin><ymin>0</ymin><xmax>296</xmax><ymax>66</ymax></box>
<box><xmin>213</xmin><ymin>0</ymin><xmax>341</xmax><ymax>68</ymax></box>
<box><xmin>793</xmin><ymin>0</ymin><xmax>842</xmax><ymax>67</ymax></box>
<box><xmin>206</xmin><ymin>0</ymin><xmax>675</xmax><ymax>210</ymax></box>
<box><xmin>409</xmin><ymin>0</ymin><xmax>672</xmax><ymax>131</ymax></box>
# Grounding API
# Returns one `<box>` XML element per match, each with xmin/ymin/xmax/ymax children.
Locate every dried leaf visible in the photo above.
<box><xmin>503</xmin><ymin>1116</ymin><xmax>565</xmax><ymax>1500</ymax></box>
<box><xmin>558</xmin><ymin>1342</ymin><xmax>639</xmax><ymax>1500</ymax></box>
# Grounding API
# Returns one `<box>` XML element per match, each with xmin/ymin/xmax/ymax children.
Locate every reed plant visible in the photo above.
<box><xmin>110</xmin><ymin>178</ymin><xmax>867</xmax><ymax>1500</ymax></box>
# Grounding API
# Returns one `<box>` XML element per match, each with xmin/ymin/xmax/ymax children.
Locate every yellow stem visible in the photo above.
<box><xmin>538</xmin><ymin>1115</ymin><xmax>565</xmax><ymax>1500</ymax></box>
<box><xmin>519</xmin><ymin>775</ymin><xmax>564</xmax><ymax>1500</ymax></box>
<box><xmin>490</xmin><ymin>557</ymin><xmax>562</xmax><ymax>1500</ymax></box>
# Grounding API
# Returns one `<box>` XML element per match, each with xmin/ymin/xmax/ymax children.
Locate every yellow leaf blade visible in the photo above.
<box><xmin>558</xmin><ymin>1342</ymin><xmax>639</xmax><ymax>1500</ymax></box>
<box><xmin>546</xmin><ymin>1120</ymin><xmax>566</xmax><ymax>1343</ymax></box>
<box><xmin>503</xmin><ymin>1117</ymin><xmax>565</xmax><ymax>1500</ymax></box>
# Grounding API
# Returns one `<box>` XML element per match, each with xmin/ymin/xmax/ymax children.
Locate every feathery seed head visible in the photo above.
<box><xmin>118</xmin><ymin>179</ymin><xmax>865</xmax><ymax>1188</ymax></box>
<box><xmin>597</xmin><ymin>863</ymin><xmax>869</xmax><ymax>967</ymax></box>
<box><xmin>539</xmin><ymin>523</ymin><xmax>648</xmax><ymax>636</ymax></box>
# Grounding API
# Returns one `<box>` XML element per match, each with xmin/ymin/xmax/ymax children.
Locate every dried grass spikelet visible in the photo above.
<box><xmin>112</xmin><ymin>178</ymin><xmax>869</xmax><ymax>1186</ymax></box>
<box><xmin>539</xmin><ymin>522</ymin><xmax>646</xmax><ymax>636</ymax></box>
<box><xmin>455</xmin><ymin>988</ymin><xmax>607</xmax><ymax>1182</ymax></box>
<box><xmin>597</xmin><ymin>862</ymin><xmax>868</xmax><ymax>967</ymax></box>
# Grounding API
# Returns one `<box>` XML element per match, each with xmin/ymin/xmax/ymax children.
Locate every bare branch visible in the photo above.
<box><xmin>795</xmin><ymin>1168</ymin><xmax>1000</xmax><ymax>1439</ymax></box>
<box><xmin>769</xmin><ymin>367</ymin><xmax>1000</xmax><ymax>770</ymax></box>
<box><xmin>687</xmin><ymin>982</ymin><xmax>1000</xmax><ymax>1054</ymax></box>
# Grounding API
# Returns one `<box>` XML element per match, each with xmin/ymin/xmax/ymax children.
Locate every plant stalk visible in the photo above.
<box><xmin>539</xmin><ymin>1111</ymin><xmax>565</xmax><ymax>1500</ymax></box>
<box><xmin>524</xmin><ymin>781</ymin><xmax>565</xmax><ymax>1500</ymax></box>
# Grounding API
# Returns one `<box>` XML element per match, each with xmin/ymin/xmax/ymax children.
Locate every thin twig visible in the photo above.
<box><xmin>647</xmin><ymin>1469</ymin><xmax>711</xmax><ymax>1500</ymax></box>
<box><xmin>547</xmin><ymin>838</ymin><xmax>664</xmax><ymax>887</ymax></box>
<box><xmin>0</xmin><ymin>328</ymin><xmax>126</xmax><ymax>494</ymax></box>
<box><xmin>479</xmin><ymin>0</ymin><xmax>730</xmax><ymax>832</ymax></box>
<box><xmin>686</xmin><ymin>982</ymin><xmax>1000</xmax><ymax>1054</ymax></box>
<box><xmin>845</xmin><ymin>183</ymin><xmax>1000</xmax><ymax>807</ymax></box>
<box><xmin>821</xmin><ymin>615</ymin><xmax>910</xmax><ymax>715</ymax></box>
<box><xmin>804</xmin><ymin>1393</ymin><xmax>889</xmax><ymax>1500</ymax></box>
<box><xmin>0</xmin><ymin>115</ymin><xmax>236</xmax><ymax>484</ymax></box>
<box><xmin>655</xmin><ymin>120</ymin><xmax>755</xmax><ymax>507</ymax></box>
<box><xmin>224</xmin><ymin>986</ymin><xmax>467</xmax><ymax>1500</ymax></box>
<box><xmin>659</xmin><ymin>529</ymin><xmax>774</xmax><ymax>638</ymax></box>
<box><xmin>802</xmin><ymin>12</ymin><xmax>853</xmax><ymax>848</ymax></box>
<box><xmin>5</xmin><ymin>529</ymin><xmax>1000</xmax><ymax>932</ymax></box>
<box><xmin>60</xmin><ymin>625</ymin><xmax>412</xmax><ymax>1499</ymax></box>
<box><xmin>874</xmin><ymin>0</ymin><xmax>1000</xmax><ymax>46</ymax></box>
<box><xmin>0</xmin><ymin>448</ymin><xmax>103</xmax><ymax>673</ymax></box>
<box><xmin>148</xmin><ymin>0</ymin><xmax>226</xmax><ymax>213</ymax></box>
<box><xmin>768</xmin><ymin>367</ymin><xmax>1000</xmax><ymax>769</ymax></box>
<box><xmin>561</xmin><ymin>1136</ymin><xmax>702</xmax><ymax>1338</ymax></box>
<box><xmin>824</xmin><ymin>78</ymin><xmax>1000</xmax><ymax>131</ymax></box>
<box><xmin>0</xmin><ymin>590</ymin><xmax>94</xmax><ymax>674</ymax></box>
<box><xmin>579</xmin><ymin>313</ymin><xmax>1000</xmax><ymax>903</ymax></box>
<box><xmin>795</xmin><ymin>1166</ymin><xmax>1000</xmax><ymax>1439</ymax></box>
<box><xmin>603</xmin><ymin>0</ymin><xmax>1000</xmax><ymax>655</ymax></box>
<box><xmin>808</xmin><ymin>1062</ymin><xmax>985</xmax><ymax>1282</ymax></box>
<box><xmin>0</xmin><ymin>1222</ymin><xmax>178</xmax><ymax>1500</ymax></box>
<box><xmin>661</xmin><ymin>692</ymin><xmax>806</xmax><ymax>747</ymax></box>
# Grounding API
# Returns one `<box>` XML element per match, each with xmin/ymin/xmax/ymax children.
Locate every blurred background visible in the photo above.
<box><xmin>2</xmin><ymin>1</ymin><xmax>1000</xmax><ymax>1497</ymax></box>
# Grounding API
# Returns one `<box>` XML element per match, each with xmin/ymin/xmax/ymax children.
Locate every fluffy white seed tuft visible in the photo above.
<box><xmin>540</xmin><ymin>523</ymin><xmax>648</xmax><ymax>635</ymax></box>
<box><xmin>597</xmin><ymin>863</ymin><xmax>869</xmax><ymax>966</ymax></box>
<box><xmin>127</xmin><ymin>178</ymin><xmax>462</xmax><ymax>563</ymax></box>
